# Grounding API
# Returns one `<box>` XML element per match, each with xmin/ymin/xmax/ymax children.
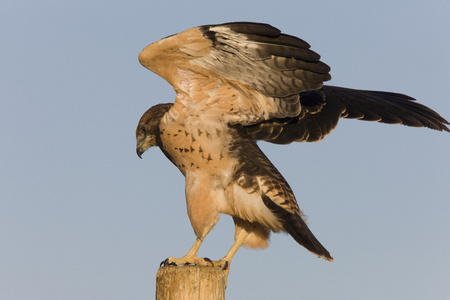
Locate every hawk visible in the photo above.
<box><xmin>136</xmin><ymin>22</ymin><xmax>449</xmax><ymax>272</ymax></box>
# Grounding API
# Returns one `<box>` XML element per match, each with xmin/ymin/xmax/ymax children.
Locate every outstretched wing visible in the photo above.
<box><xmin>245</xmin><ymin>85</ymin><xmax>450</xmax><ymax>144</ymax></box>
<box><xmin>138</xmin><ymin>22</ymin><xmax>330</xmax><ymax>125</ymax></box>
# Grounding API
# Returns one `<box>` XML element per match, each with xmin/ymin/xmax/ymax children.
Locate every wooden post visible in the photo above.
<box><xmin>156</xmin><ymin>265</ymin><xmax>226</xmax><ymax>300</ymax></box>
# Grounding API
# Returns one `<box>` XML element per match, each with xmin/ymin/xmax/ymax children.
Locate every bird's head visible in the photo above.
<box><xmin>136</xmin><ymin>103</ymin><xmax>172</xmax><ymax>158</ymax></box>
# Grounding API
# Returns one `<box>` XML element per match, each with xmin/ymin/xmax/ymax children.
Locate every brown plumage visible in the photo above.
<box><xmin>135</xmin><ymin>22</ymin><xmax>449</xmax><ymax>273</ymax></box>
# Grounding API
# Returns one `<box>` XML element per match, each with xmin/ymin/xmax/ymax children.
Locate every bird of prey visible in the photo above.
<box><xmin>136</xmin><ymin>22</ymin><xmax>449</xmax><ymax>271</ymax></box>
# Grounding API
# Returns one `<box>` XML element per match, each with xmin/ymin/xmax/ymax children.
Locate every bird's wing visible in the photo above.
<box><xmin>245</xmin><ymin>85</ymin><xmax>450</xmax><ymax>144</ymax></box>
<box><xmin>138</xmin><ymin>22</ymin><xmax>331</xmax><ymax>125</ymax></box>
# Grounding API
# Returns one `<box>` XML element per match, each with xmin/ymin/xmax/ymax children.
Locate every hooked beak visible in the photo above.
<box><xmin>136</xmin><ymin>147</ymin><xmax>143</xmax><ymax>159</ymax></box>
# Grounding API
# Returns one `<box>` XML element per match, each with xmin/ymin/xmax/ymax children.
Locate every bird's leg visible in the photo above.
<box><xmin>213</xmin><ymin>227</ymin><xmax>249</xmax><ymax>283</ymax></box>
<box><xmin>161</xmin><ymin>237</ymin><xmax>213</xmax><ymax>267</ymax></box>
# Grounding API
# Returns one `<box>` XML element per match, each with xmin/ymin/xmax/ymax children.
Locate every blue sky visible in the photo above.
<box><xmin>1</xmin><ymin>1</ymin><xmax>449</xmax><ymax>299</ymax></box>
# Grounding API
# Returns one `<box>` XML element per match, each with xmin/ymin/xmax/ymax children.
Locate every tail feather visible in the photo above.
<box><xmin>283</xmin><ymin>213</ymin><xmax>333</xmax><ymax>261</ymax></box>
<box><xmin>262</xmin><ymin>194</ymin><xmax>333</xmax><ymax>261</ymax></box>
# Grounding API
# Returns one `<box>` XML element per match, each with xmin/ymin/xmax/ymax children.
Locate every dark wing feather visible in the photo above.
<box><xmin>192</xmin><ymin>22</ymin><xmax>331</xmax><ymax>121</ymax></box>
<box><xmin>198</xmin><ymin>22</ymin><xmax>331</xmax><ymax>97</ymax></box>
<box><xmin>245</xmin><ymin>85</ymin><xmax>449</xmax><ymax>144</ymax></box>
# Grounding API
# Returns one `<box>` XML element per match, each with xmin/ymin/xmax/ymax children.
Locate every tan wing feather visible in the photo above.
<box><xmin>138</xmin><ymin>22</ymin><xmax>331</xmax><ymax>125</ymax></box>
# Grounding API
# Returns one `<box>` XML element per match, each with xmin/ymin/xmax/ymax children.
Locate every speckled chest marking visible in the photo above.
<box><xmin>159</xmin><ymin>120</ymin><xmax>235</xmax><ymax>175</ymax></box>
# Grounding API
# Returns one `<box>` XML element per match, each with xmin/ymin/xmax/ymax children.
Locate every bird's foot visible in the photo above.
<box><xmin>212</xmin><ymin>259</ymin><xmax>230</xmax><ymax>270</ymax></box>
<box><xmin>160</xmin><ymin>256</ymin><xmax>214</xmax><ymax>267</ymax></box>
<box><xmin>212</xmin><ymin>259</ymin><xmax>231</xmax><ymax>287</ymax></box>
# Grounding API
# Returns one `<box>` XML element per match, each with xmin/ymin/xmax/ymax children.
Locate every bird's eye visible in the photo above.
<box><xmin>139</xmin><ymin>125</ymin><xmax>147</xmax><ymax>134</ymax></box>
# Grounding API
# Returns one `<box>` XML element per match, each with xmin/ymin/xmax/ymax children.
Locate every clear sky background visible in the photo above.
<box><xmin>1</xmin><ymin>1</ymin><xmax>449</xmax><ymax>299</ymax></box>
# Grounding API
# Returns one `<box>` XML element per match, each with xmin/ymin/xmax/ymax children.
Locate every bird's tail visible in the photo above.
<box><xmin>283</xmin><ymin>212</ymin><xmax>333</xmax><ymax>261</ymax></box>
<box><xmin>262</xmin><ymin>194</ymin><xmax>333</xmax><ymax>261</ymax></box>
